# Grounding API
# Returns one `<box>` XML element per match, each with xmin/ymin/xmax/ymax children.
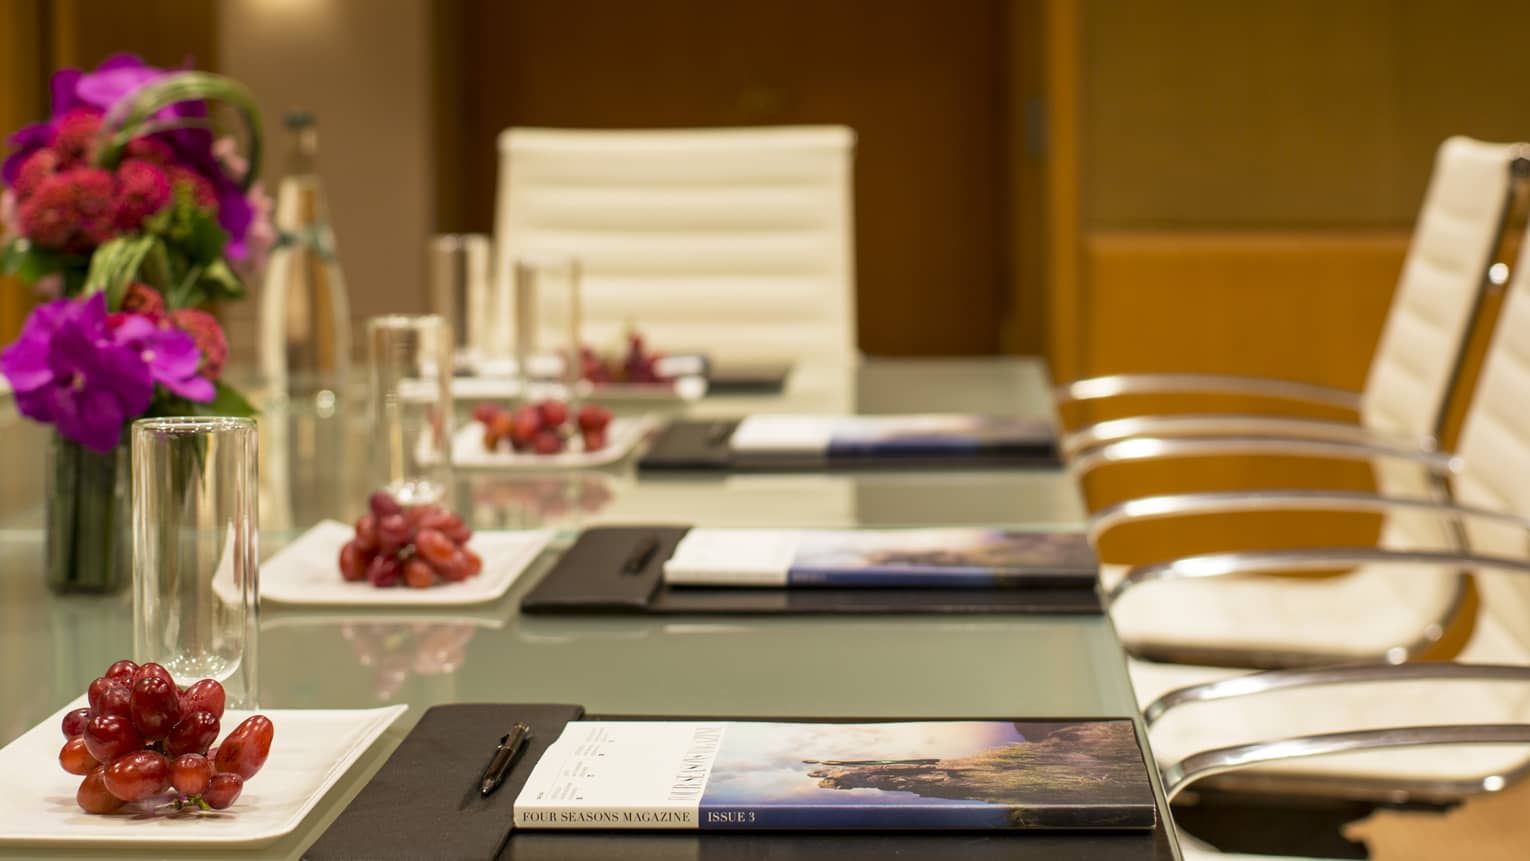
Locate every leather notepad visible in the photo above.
<box><xmin>304</xmin><ymin>703</ymin><xmax>586</xmax><ymax>861</ymax></box>
<box><xmin>705</xmin><ymin>359</ymin><xmax>793</xmax><ymax>394</ymax></box>
<box><xmin>312</xmin><ymin>705</ymin><xmax>1172</xmax><ymax>861</ymax></box>
<box><xmin>637</xmin><ymin>417</ymin><xmax>1062</xmax><ymax>472</ymax></box>
<box><xmin>519</xmin><ymin>526</ymin><xmax>1103</xmax><ymax>615</ymax></box>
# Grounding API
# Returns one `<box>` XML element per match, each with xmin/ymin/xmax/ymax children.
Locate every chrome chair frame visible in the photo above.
<box><xmin>1152</xmin><ymin>664</ymin><xmax>1530</xmax><ymax>804</ymax></box>
<box><xmin>1056</xmin><ymin>153</ymin><xmax>1530</xmax><ymax>463</ymax></box>
<box><xmin>1081</xmin><ymin>439</ymin><xmax>1483</xmax><ymax>666</ymax></box>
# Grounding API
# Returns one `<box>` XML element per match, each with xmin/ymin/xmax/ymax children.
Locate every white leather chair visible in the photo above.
<box><xmin>491</xmin><ymin>126</ymin><xmax>857</xmax><ymax>366</ymax></box>
<box><xmin>1099</xmin><ymin>226</ymin><xmax>1530</xmax><ymax>855</ymax></box>
<box><xmin>1060</xmin><ymin>137</ymin><xmax>1530</xmax><ymax>461</ymax></box>
<box><xmin>1083</xmin><ymin>143</ymin><xmax>1530</xmax><ymax>670</ymax></box>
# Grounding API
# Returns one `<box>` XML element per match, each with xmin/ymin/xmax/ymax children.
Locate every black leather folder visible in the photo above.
<box><xmin>637</xmin><ymin>418</ymin><xmax>1062</xmax><ymax>472</ymax></box>
<box><xmin>308</xmin><ymin>705</ymin><xmax>1174</xmax><ymax>861</ymax></box>
<box><xmin>519</xmin><ymin>526</ymin><xmax>1103</xmax><ymax>615</ymax></box>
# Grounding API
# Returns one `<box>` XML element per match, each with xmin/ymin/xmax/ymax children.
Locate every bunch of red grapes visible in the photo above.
<box><xmin>340</xmin><ymin>492</ymin><xmax>482</xmax><ymax>589</ymax></box>
<box><xmin>581</xmin><ymin>331</ymin><xmax>667</xmax><ymax>385</ymax></box>
<box><xmin>59</xmin><ymin>660</ymin><xmax>273</xmax><ymax>815</ymax></box>
<box><xmin>474</xmin><ymin>399</ymin><xmax>613</xmax><ymax>455</ymax></box>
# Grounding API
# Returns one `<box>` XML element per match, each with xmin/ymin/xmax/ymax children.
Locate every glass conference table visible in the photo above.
<box><xmin>0</xmin><ymin>357</ymin><xmax>1181</xmax><ymax>860</ymax></box>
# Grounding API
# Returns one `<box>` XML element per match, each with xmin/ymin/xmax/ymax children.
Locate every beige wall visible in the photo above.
<box><xmin>218</xmin><ymin>0</ymin><xmax>434</xmax><ymax>362</ymax></box>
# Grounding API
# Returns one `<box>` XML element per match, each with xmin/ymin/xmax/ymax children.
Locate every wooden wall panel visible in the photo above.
<box><xmin>0</xmin><ymin>0</ymin><xmax>46</xmax><ymax>342</ymax></box>
<box><xmin>1069</xmin><ymin>230</ymin><xmax>1409</xmax><ymax>564</ymax></box>
<box><xmin>436</xmin><ymin>0</ymin><xmax>1007</xmax><ymax>356</ymax></box>
<box><xmin>1081</xmin><ymin>0</ymin><xmax>1530</xmax><ymax>228</ymax></box>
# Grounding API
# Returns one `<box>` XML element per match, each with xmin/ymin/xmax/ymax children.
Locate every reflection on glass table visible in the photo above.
<box><xmin>0</xmin><ymin>358</ymin><xmax>1173</xmax><ymax>859</ymax></box>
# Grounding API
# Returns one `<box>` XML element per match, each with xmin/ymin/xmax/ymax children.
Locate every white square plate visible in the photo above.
<box><xmin>446</xmin><ymin>415</ymin><xmax>657</xmax><ymax>470</ymax></box>
<box><xmin>0</xmin><ymin>700</ymin><xmax>406</xmax><ymax>848</ymax></box>
<box><xmin>228</xmin><ymin>520</ymin><xmax>553</xmax><ymax>606</ymax></box>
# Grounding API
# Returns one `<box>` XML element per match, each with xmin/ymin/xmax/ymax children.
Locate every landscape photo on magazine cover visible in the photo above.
<box><xmin>699</xmin><ymin>720</ymin><xmax>1154</xmax><ymax>828</ymax></box>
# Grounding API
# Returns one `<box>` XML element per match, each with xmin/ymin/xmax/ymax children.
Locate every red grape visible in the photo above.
<box><xmin>403</xmin><ymin>558</ymin><xmax>436</xmax><ymax>589</ymax></box>
<box><xmin>510</xmin><ymin>405</ymin><xmax>542</xmax><ymax>443</ymax></box>
<box><xmin>576</xmin><ymin>404</ymin><xmax>612</xmax><ymax>432</ymax></box>
<box><xmin>59</xmin><ymin>737</ymin><xmax>99</xmax><ymax>775</ymax></box>
<box><xmin>366</xmin><ymin>554</ymin><xmax>402</xmax><ymax>588</ymax></box>
<box><xmin>203</xmin><ymin>772</ymin><xmax>244</xmax><ymax>810</ymax></box>
<box><xmin>354</xmin><ymin>514</ymin><xmax>379</xmax><ymax>552</ymax></box>
<box><xmin>130</xmin><ymin>675</ymin><xmax>182</xmax><ymax>741</ymax></box>
<box><xmin>580</xmin><ymin>428</ymin><xmax>608</xmax><ymax>452</ymax></box>
<box><xmin>98</xmin><ymin>684</ymin><xmax>132</xmax><ymax>720</ymax></box>
<box><xmin>368</xmin><ymin>490</ymin><xmax>402</xmax><ymax>519</ymax></box>
<box><xmin>103</xmin><ymin>660</ymin><xmax>138</xmax><ymax>686</ymax></box>
<box><xmin>133</xmin><ymin>662</ymin><xmax>175</xmax><ymax>689</ymax></box>
<box><xmin>414</xmin><ymin>529</ymin><xmax>455</xmax><ymax>566</ymax></box>
<box><xmin>181</xmin><ymin>679</ymin><xmax>226</xmax><ymax>721</ymax></box>
<box><xmin>532</xmin><ymin>430</ymin><xmax>563</xmax><ymax>455</ymax></box>
<box><xmin>103</xmin><ymin>750</ymin><xmax>170</xmax><ymax>802</ymax></box>
<box><xmin>440</xmin><ymin>513</ymin><xmax>471</xmax><ymax>545</ymax></box>
<box><xmin>462</xmin><ymin>548</ymin><xmax>484</xmax><ymax>578</ymax></box>
<box><xmin>87</xmin><ymin>677</ymin><xmax>119</xmax><ymax>713</ymax></box>
<box><xmin>83</xmin><ymin>714</ymin><xmax>143</xmax><ymax>764</ymax></box>
<box><xmin>339</xmin><ymin>539</ymin><xmax>370</xmax><ymax>582</ymax></box>
<box><xmin>434</xmin><ymin>550</ymin><xmax>471</xmax><ymax>583</ymax></box>
<box><xmin>537</xmin><ymin>399</ymin><xmax>569</xmax><ymax>427</ymax></box>
<box><xmin>472</xmin><ymin>402</ymin><xmax>498</xmax><ymax>425</ymax></box>
<box><xmin>165</xmin><ymin>710</ymin><xmax>220</xmax><ymax>757</ymax></box>
<box><xmin>77</xmin><ymin>767</ymin><xmax>125</xmax><ymax>814</ymax></box>
<box><xmin>170</xmin><ymin>753</ymin><xmax>213</xmax><ymax>796</ymax></box>
<box><xmin>376</xmin><ymin>514</ymin><xmax>412</xmax><ymax>555</ymax></box>
<box><xmin>62</xmin><ymin>707</ymin><xmax>91</xmax><ymax>739</ymax></box>
<box><xmin>213</xmin><ymin>715</ymin><xmax>274</xmax><ymax>780</ymax></box>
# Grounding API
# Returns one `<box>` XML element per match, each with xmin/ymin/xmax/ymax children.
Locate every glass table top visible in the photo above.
<box><xmin>0</xmin><ymin>357</ymin><xmax>1176</xmax><ymax>860</ymax></box>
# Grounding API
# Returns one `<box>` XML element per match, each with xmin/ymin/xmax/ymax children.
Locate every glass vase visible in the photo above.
<box><xmin>45</xmin><ymin>432</ymin><xmax>131</xmax><ymax>594</ymax></box>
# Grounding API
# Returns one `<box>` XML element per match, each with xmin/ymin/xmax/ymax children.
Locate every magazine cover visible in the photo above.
<box><xmin>728</xmin><ymin>415</ymin><xmax>1055</xmax><ymax>466</ymax></box>
<box><xmin>512</xmin><ymin>719</ymin><xmax>1156</xmax><ymax>830</ymax></box>
<box><xmin>662</xmin><ymin>528</ymin><xmax>1097</xmax><ymax>588</ymax></box>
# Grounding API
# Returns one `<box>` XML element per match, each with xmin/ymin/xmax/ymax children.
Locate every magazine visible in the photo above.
<box><xmin>513</xmin><ymin>719</ymin><xmax>1156</xmax><ymax>830</ymax></box>
<box><xmin>727</xmin><ymin>415</ymin><xmax>1055</xmax><ymax>468</ymax></box>
<box><xmin>662</xmin><ymin>528</ymin><xmax>1097</xmax><ymax>588</ymax></box>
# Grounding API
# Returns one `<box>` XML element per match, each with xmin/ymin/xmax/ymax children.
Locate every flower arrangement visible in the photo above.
<box><xmin>0</xmin><ymin>54</ymin><xmax>271</xmax><ymax>453</ymax></box>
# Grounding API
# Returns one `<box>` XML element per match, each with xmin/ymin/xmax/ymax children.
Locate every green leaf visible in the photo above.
<box><xmin>199</xmin><ymin>259</ymin><xmax>246</xmax><ymax>301</ymax></box>
<box><xmin>81</xmin><ymin>235</ymin><xmax>158</xmax><ymax>309</ymax></box>
<box><xmin>183</xmin><ymin>207</ymin><xmax>231</xmax><ymax>264</ymax></box>
<box><xmin>95</xmin><ymin>71</ymin><xmax>264</xmax><ymax>191</ymax></box>
<box><xmin>1</xmin><ymin>240</ymin><xmax>81</xmax><ymax>284</ymax></box>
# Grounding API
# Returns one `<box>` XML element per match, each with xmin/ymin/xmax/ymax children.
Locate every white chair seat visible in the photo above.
<box><xmin>1137</xmin><ymin>609</ymin><xmax>1530</xmax><ymax>785</ymax></box>
<box><xmin>1103</xmin><ymin>560</ymin><xmax>1463</xmax><ymax>660</ymax></box>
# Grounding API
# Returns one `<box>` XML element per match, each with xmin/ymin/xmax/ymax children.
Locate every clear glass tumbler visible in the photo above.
<box><xmin>513</xmin><ymin>255</ymin><xmax>583</xmax><ymax>393</ymax></box>
<box><xmin>132</xmin><ymin>416</ymin><xmax>259</xmax><ymax>708</ymax></box>
<box><xmin>368</xmin><ymin>314</ymin><xmax>454</xmax><ymax>505</ymax></box>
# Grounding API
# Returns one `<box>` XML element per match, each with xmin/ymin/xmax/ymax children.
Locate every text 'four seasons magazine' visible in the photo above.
<box><xmin>514</xmin><ymin>720</ymin><xmax>1156</xmax><ymax>830</ymax></box>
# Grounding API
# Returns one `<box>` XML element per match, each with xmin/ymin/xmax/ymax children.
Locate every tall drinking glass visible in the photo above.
<box><xmin>513</xmin><ymin>255</ymin><xmax>583</xmax><ymax>394</ymax></box>
<box><xmin>132</xmin><ymin>417</ymin><xmax>259</xmax><ymax>708</ymax></box>
<box><xmin>369</xmin><ymin>314</ymin><xmax>454</xmax><ymax>505</ymax></box>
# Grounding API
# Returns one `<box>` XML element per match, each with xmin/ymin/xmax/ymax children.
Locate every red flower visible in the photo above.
<box><xmin>53</xmin><ymin>109</ymin><xmax>104</xmax><ymax>166</ymax></box>
<box><xmin>168</xmin><ymin>308</ymin><xmax>227</xmax><ymax>380</ymax></box>
<box><xmin>168</xmin><ymin>166</ymin><xmax>218</xmax><ymax>214</ymax></box>
<box><xmin>13</xmin><ymin>149</ymin><xmax>60</xmax><ymax>200</ymax></box>
<box><xmin>123</xmin><ymin>136</ymin><xmax>174</xmax><ymax>165</ymax></box>
<box><xmin>120</xmin><ymin>282</ymin><xmax>165</xmax><ymax>317</ymax></box>
<box><xmin>17</xmin><ymin>167</ymin><xmax>118</xmax><ymax>253</ymax></box>
<box><xmin>113</xmin><ymin>158</ymin><xmax>171</xmax><ymax>230</ymax></box>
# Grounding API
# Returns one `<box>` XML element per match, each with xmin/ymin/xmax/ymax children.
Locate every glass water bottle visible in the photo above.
<box><xmin>258</xmin><ymin>111</ymin><xmax>352</xmax><ymax>412</ymax></box>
